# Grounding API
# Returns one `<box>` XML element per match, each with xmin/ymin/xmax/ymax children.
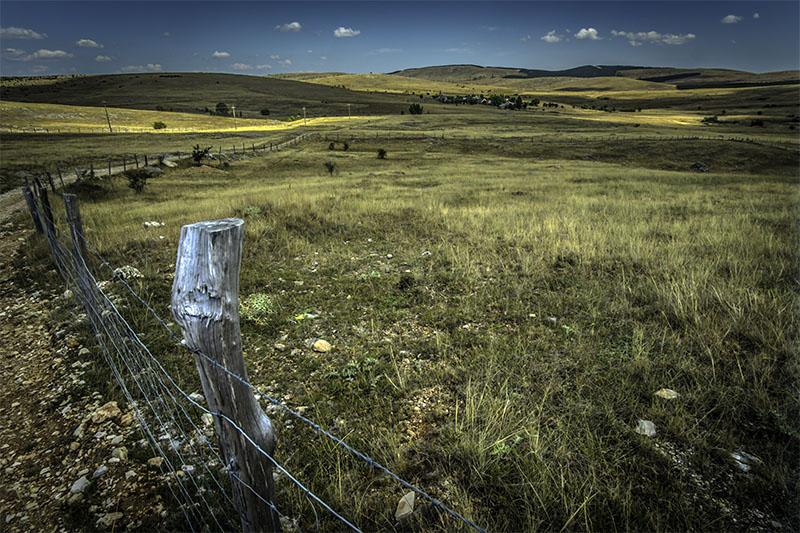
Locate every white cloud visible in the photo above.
<box><xmin>306</xmin><ymin>49</ymin><xmax>313</xmax><ymax>53</ymax></box>
<box><xmin>0</xmin><ymin>26</ymin><xmax>46</xmax><ymax>40</ymax></box>
<box><xmin>575</xmin><ymin>28</ymin><xmax>600</xmax><ymax>40</ymax></box>
<box><xmin>611</xmin><ymin>30</ymin><xmax>695</xmax><ymax>46</ymax></box>
<box><xmin>520</xmin><ymin>34</ymin><xmax>532</xmax><ymax>42</ymax></box>
<box><xmin>2</xmin><ymin>48</ymin><xmax>29</xmax><ymax>61</ymax></box>
<box><xmin>540</xmin><ymin>30</ymin><xmax>563</xmax><ymax>43</ymax></box>
<box><xmin>212</xmin><ymin>50</ymin><xmax>230</xmax><ymax>58</ymax></box>
<box><xmin>162</xmin><ymin>32</ymin><xmax>170</xmax><ymax>37</ymax></box>
<box><xmin>76</xmin><ymin>39</ymin><xmax>103</xmax><ymax>48</ymax></box>
<box><xmin>32</xmin><ymin>65</ymin><xmax>48</xmax><ymax>73</ymax></box>
<box><xmin>320</xmin><ymin>56</ymin><xmax>327</xmax><ymax>60</ymax></box>
<box><xmin>445</xmin><ymin>47</ymin><xmax>470</xmax><ymax>53</ymax></box>
<box><xmin>721</xmin><ymin>14</ymin><xmax>743</xmax><ymax>24</ymax></box>
<box><xmin>333</xmin><ymin>27</ymin><xmax>360</xmax><ymax>38</ymax></box>
<box><xmin>270</xmin><ymin>54</ymin><xmax>281</xmax><ymax>60</ymax></box>
<box><xmin>278</xmin><ymin>58</ymin><xmax>292</xmax><ymax>66</ymax></box>
<box><xmin>232</xmin><ymin>63</ymin><xmax>252</xmax><ymax>70</ymax></box>
<box><xmin>753</xmin><ymin>12</ymin><xmax>760</xmax><ymax>19</ymax></box>
<box><xmin>95</xmin><ymin>55</ymin><xmax>112</xmax><ymax>62</ymax></box>
<box><xmin>256</xmin><ymin>64</ymin><xmax>272</xmax><ymax>69</ymax></box>
<box><xmin>120</xmin><ymin>63</ymin><xmax>161</xmax><ymax>73</ymax></box>
<box><xmin>275</xmin><ymin>21</ymin><xmax>302</xmax><ymax>32</ymax></box>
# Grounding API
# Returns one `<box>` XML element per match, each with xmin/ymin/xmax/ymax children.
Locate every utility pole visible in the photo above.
<box><xmin>302</xmin><ymin>106</ymin><xmax>307</xmax><ymax>126</ymax></box>
<box><xmin>102</xmin><ymin>100</ymin><xmax>112</xmax><ymax>133</ymax></box>
<box><xmin>347</xmin><ymin>103</ymin><xmax>351</xmax><ymax>119</ymax></box>
<box><xmin>232</xmin><ymin>104</ymin><xmax>237</xmax><ymax>129</ymax></box>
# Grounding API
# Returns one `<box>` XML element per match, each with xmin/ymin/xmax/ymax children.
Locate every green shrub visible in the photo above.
<box><xmin>377</xmin><ymin>148</ymin><xmax>387</xmax><ymax>159</ymax></box>
<box><xmin>260</xmin><ymin>108</ymin><xmax>270</xmax><ymax>116</ymax></box>
<box><xmin>191</xmin><ymin>144</ymin><xmax>212</xmax><ymax>164</ymax></box>
<box><xmin>240</xmin><ymin>293</ymin><xmax>274</xmax><ymax>324</ymax></box>
<box><xmin>324</xmin><ymin>161</ymin><xmax>336</xmax><ymax>176</ymax></box>
<box><xmin>125</xmin><ymin>169</ymin><xmax>149</xmax><ymax>193</ymax></box>
<box><xmin>153</xmin><ymin>121</ymin><xmax>167</xmax><ymax>130</ymax></box>
<box><xmin>409</xmin><ymin>103</ymin><xmax>423</xmax><ymax>115</ymax></box>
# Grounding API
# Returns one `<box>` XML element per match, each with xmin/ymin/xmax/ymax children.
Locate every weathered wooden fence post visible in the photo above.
<box><xmin>108</xmin><ymin>159</ymin><xmax>112</xmax><ymax>176</ymax></box>
<box><xmin>144</xmin><ymin>154</ymin><xmax>148</xmax><ymax>166</ymax></box>
<box><xmin>57</xmin><ymin>167</ymin><xmax>64</xmax><ymax>187</ymax></box>
<box><xmin>63</xmin><ymin>194</ymin><xmax>90</xmax><ymax>268</ymax></box>
<box><xmin>21</xmin><ymin>186</ymin><xmax>43</xmax><ymax>233</ymax></box>
<box><xmin>171</xmin><ymin>219</ymin><xmax>279</xmax><ymax>533</ymax></box>
<box><xmin>46</xmin><ymin>172</ymin><xmax>56</xmax><ymax>192</ymax></box>
<box><xmin>122</xmin><ymin>157</ymin><xmax>127</xmax><ymax>171</ymax></box>
<box><xmin>134</xmin><ymin>154</ymin><xmax>139</xmax><ymax>168</ymax></box>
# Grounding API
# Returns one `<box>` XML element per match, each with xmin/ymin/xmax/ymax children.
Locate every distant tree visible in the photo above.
<box><xmin>342</xmin><ymin>142</ymin><xmax>349</xmax><ymax>151</ymax></box>
<box><xmin>514</xmin><ymin>96</ymin><xmax>523</xmax><ymax>110</ymax></box>
<box><xmin>377</xmin><ymin>148</ymin><xmax>387</xmax><ymax>159</ymax></box>
<box><xmin>153</xmin><ymin>121</ymin><xmax>167</xmax><ymax>130</ymax></box>
<box><xmin>409</xmin><ymin>103</ymin><xmax>423</xmax><ymax>115</ymax></box>
<box><xmin>260</xmin><ymin>108</ymin><xmax>270</xmax><ymax>116</ymax></box>
<box><xmin>215</xmin><ymin>102</ymin><xmax>230</xmax><ymax>116</ymax></box>
<box><xmin>191</xmin><ymin>144</ymin><xmax>212</xmax><ymax>164</ymax></box>
<box><xmin>324</xmin><ymin>161</ymin><xmax>336</xmax><ymax>176</ymax></box>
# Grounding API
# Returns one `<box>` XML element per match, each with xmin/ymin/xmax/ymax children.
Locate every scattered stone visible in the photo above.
<box><xmin>141</xmin><ymin>165</ymin><xmax>163</xmax><ymax>175</ymax></box>
<box><xmin>119</xmin><ymin>413</ymin><xmax>134</xmax><ymax>426</ymax></box>
<box><xmin>111</xmin><ymin>446</ymin><xmax>128</xmax><ymax>462</ymax></box>
<box><xmin>67</xmin><ymin>493</ymin><xmax>83</xmax><ymax>505</ymax></box>
<box><xmin>386</xmin><ymin>253</ymin><xmax>393</xmax><ymax>259</ymax></box>
<box><xmin>96</xmin><ymin>512</ymin><xmax>124</xmax><ymax>528</ymax></box>
<box><xmin>162</xmin><ymin>160</ymin><xmax>177</xmax><ymax>168</ymax></box>
<box><xmin>78</xmin><ymin>347</ymin><xmax>90</xmax><ymax>357</ymax></box>
<box><xmin>125</xmin><ymin>470</ymin><xmax>136</xmax><ymax>479</ymax></box>
<box><xmin>201</xmin><ymin>413</ymin><xmax>214</xmax><ymax>427</ymax></box>
<box><xmin>69</xmin><ymin>441</ymin><xmax>80</xmax><ymax>451</ymax></box>
<box><xmin>73</xmin><ymin>424</ymin><xmax>85</xmax><ymax>438</ymax></box>
<box><xmin>91</xmin><ymin>401</ymin><xmax>122</xmax><ymax>424</ymax></box>
<box><xmin>110</xmin><ymin>435</ymin><xmax>123</xmax><ymax>445</ymax></box>
<box><xmin>188</xmin><ymin>392</ymin><xmax>205</xmax><ymax>403</ymax></box>
<box><xmin>635</xmin><ymin>419</ymin><xmax>657</xmax><ymax>437</ymax></box>
<box><xmin>142</xmin><ymin>221</ymin><xmax>165</xmax><ymax>228</ymax></box>
<box><xmin>148</xmin><ymin>456</ymin><xmax>164</xmax><ymax>468</ymax></box>
<box><xmin>421</xmin><ymin>250</ymin><xmax>432</xmax><ymax>257</ymax></box>
<box><xmin>395</xmin><ymin>491</ymin><xmax>415</xmax><ymax>521</ymax></box>
<box><xmin>70</xmin><ymin>475</ymin><xmax>90</xmax><ymax>494</ymax></box>
<box><xmin>655</xmin><ymin>388</ymin><xmax>680</xmax><ymax>400</ymax></box>
<box><xmin>690</xmin><ymin>161</ymin><xmax>709</xmax><ymax>172</ymax></box>
<box><xmin>112</xmin><ymin>265</ymin><xmax>142</xmax><ymax>281</ymax></box>
<box><xmin>312</xmin><ymin>339</ymin><xmax>332</xmax><ymax>353</ymax></box>
<box><xmin>731</xmin><ymin>450</ymin><xmax>762</xmax><ymax>472</ymax></box>
<box><xmin>273</xmin><ymin>343</ymin><xmax>286</xmax><ymax>351</ymax></box>
<box><xmin>93</xmin><ymin>465</ymin><xmax>109</xmax><ymax>478</ymax></box>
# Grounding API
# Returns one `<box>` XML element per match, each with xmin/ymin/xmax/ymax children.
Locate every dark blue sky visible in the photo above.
<box><xmin>1</xmin><ymin>1</ymin><xmax>798</xmax><ymax>77</ymax></box>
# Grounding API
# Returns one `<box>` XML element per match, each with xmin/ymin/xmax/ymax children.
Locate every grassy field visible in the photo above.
<box><xmin>18</xmin><ymin>115</ymin><xmax>798</xmax><ymax>531</ymax></box>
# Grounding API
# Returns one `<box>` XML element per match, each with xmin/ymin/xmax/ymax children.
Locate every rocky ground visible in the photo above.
<box><xmin>0</xmin><ymin>212</ymin><xmax>173</xmax><ymax>531</ymax></box>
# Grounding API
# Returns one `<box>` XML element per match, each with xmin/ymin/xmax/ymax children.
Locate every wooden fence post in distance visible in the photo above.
<box><xmin>21</xmin><ymin>186</ymin><xmax>43</xmax><ymax>233</ymax></box>
<box><xmin>63</xmin><ymin>194</ymin><xmax>89</xmax><ymax>266</ymax></box>
<box><xmin>170</xmin><ymin>218</ymin><xmax>279</xmax><ymax>533</ymax></box>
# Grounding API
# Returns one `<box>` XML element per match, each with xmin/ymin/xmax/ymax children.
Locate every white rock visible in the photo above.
<box><xmin>654</xmin><ymin>388</ymin><xmax>679</xmax><ymax>400</ymax></box>
<box><xmin>731</xmin><ymin>450</ymin><xmax>762</xmax><ymax>472</ymax></box>
<box><xmin>395</xmin><ymin>491</ymin><xmax>415</xmax><ymax>521</ymax></box>
<box><xmin>111</xmin><ymin>446</ymin><xmax>127</xmax><ymax>461</ymax></box>
<box><xmin>635</xmin><ymin>420</ymin><xmax>656</xmax><ymax>437</ymax></box>
<box><xmin>201</xmin><ymin>413</ymin><xmax>214</xmax><ymax>427</ymax></box>
<box><xmin>93</xmin><ymin>465</ymin><xmax>108</xmax><ymax>479</ymax></box>
<box><xmin>188</xmin><ymin>392</ymin><xmax>205</xmax><ymax>403</ymax></box>
<box><xmin>70</xmin><ymin>475</ymin><xmax>90</xmax><ymax>494</ymax></box>
<box><xmin>125</xmin><ymin>470</ymin><xmax>136</xmax><ymax>479</ymax></box>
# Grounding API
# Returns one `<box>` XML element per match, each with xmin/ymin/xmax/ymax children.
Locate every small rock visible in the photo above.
<box><xmin>112</xmin><ymin>265</ymin><xmax>142</xmax><ymax>281</ymax></box>
<box><xmin>78</xmin><ymin>347</ymin><xmax>90</xmax><ymax>357</ymax></box>
<box><xmin>201</xmin><ymin>413</ymin><xmax>214</xmax><ymax>426</ymax></box>
<box><xmin>141</xmin><ymin>165</ymin><xmax>163</xmax><ymax>175</ymax></box>
<box><xmin>421</xmin><ymin>250</ymin><xmax>432</xmax><ymax>257</ymax></box>
<box><xmin>273</xmin><ymin>343</ymin><xmax>286</xmax><ymax>351</ymax></box>
<box><xmin>69</xmin><ymin>441</ymin><xmax>80</xmax><ymax>451</ymax></box>
<box><xmin>119</xmin><ymin>413</ymin><xmax>134</xmax><ymax>426</ymax></box>
<box><xmin>125</xmin><ymin>470</ymin><xmax>136</xmax><ymax>479</ymax></box>
<box><xmin>731</xmin><ymin>450</ymin><xmax>761</xmax><ymax>472</ymax></box>
<box><xmin>110</xmin><ymin>435</ymin><xmax>123</xmax><ymax>445</ymax></box>
<box><xmin>70</xmin><ymin>475</ymin><xmax>90</xmax><ymax>494</ymax></box>
<box><xmin>386</xmin><ymin>253</ymin><xmax>393</xmax><ymax>259</ymax></box>
<box><xmin>655</xmin><ymin>388</ymin><xmax>679</xmax><ymax>400</ymax></box>
<box><xmin>162</xmin><ymin>160</ymin><xmax>177</xmax><ymax>168</ymax></box>
<box><xmin>188</xmin><ymin>392</ymin><xmax>205</xmax><ymax>403</ymax></box>
<box><xmin>312</xmin><ymin>339</ymin><xmax>332</xmax><ymax>353</ymax></box>
<box><xmin>148</xmin><ymin>456</ymin><xmax>164</xmax><ymax>468</ymax></box>
<box><xmin>635</xmin><ymin>420</ymin><xmax>656</xmax><ymax>437</ymax></box>
<box><xmin>96</xmin><ymin>512</ymin><xmax>124</xmax><ymax>528</ymax></box>
<box><xmin>111</xmin><ymin>446</ymin><xmax>128</xmax><ymax>462</ymax></box>
<box><xmin>93</xmin><ymin>465</ymin><xmax>108</xmax><ymax>478</ymax></box>
<box><xmin>91</xmin><ymin>401</ymin><xmax>122</xmax><ymax>424</ymax></box>
<box><xmin>67</xmin><ymin>493</ymin><xmax>83</xmax><ymax>505</ymax></box>
<box><xmin>690</xmin><ymin>161</ymin><xmax>709</xmax><ymax>172</ymax></box>
<box><xmin>395</xmin><ymin>491</ymin><xmax>415</xmax><ymax>521</ymax></box>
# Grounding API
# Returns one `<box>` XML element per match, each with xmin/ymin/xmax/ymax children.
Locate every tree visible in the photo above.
<box><xmin>260</xmin><ymin>108</ymin><xmax>270</xmax><ymax>116</ymax></box>
<box><xmin>215</xmin><ymin>102</ymin><xmax>230</xmax><ymax>116</ymax></box>
<box><xmin>192</xmin><ymin>144</ymin><xmax>212</xmax><ymax>164</ymax></box>
<box><xmin>377</xmin><ymin>148</ymin><xmax>387</xmax><ymax>159</ymax></box>
<box><xmin>409</xmin><ymin>103</ymin><xmax>423</xmax><ymax>115</ymax></box>
<box><xmin>153</xmin><ymin>121</ymin><xmax>167</xmax><ymax>129</ymax></box>
<box><xmin>514</xmin><ymin>96</ymin><xmax>523</xmax><ymax>110</ymax></box>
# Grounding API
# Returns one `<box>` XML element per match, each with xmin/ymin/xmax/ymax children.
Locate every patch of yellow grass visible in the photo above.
<box><xmin>0</xmin><ymin>101</ymin><xmax>373</xmax><ymax>133</ymax></box>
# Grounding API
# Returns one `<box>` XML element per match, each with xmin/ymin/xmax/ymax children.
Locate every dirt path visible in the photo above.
<box><xmin>0</xmin><ymin>207</ymin><xmax>171</xmax><ymax>531</ymax></box>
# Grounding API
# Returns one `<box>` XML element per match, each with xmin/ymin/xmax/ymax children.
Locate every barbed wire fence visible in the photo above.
<box><xmin>21</xmin><ymin>184</ymin><xmax>487</xmax><ymax>533</ymax></box>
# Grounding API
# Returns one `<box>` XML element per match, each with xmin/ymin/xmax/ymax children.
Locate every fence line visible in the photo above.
<box><xmin>23</xmin><ymin>187</ymin><xmax>486</xmax><ymax>533</ymax></box>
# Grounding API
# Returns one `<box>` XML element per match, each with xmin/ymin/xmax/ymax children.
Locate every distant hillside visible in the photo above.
<box><xmin>0</xmin><ymin>72</ymin><xmax>414</xmax><ymax>118</ymax></box>
<box><xmin>392</xmin><ymin>64</ymin><xmax>799</xmax><ymax>89</ymax></box>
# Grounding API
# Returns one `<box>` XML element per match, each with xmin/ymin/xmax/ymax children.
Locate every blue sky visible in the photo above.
<box><xmin>1</xmin><ymin>1</ymin><xmax>798</xmax><ymax>77</ymax></box>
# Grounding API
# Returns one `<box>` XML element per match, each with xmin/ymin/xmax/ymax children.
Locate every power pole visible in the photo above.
<box><xmin>302</xmin><ymin>107</ymin><xmax>307</xmax><ymax>126</ymax></box>
<box><xmin>103</xmin><ymin>100</ymin><xmax>112</xmax><ymax>133</ymax></box>
<box><xmin>232</xmin><ymin>104</ymin><xmax>237</xmax><ymax>129</ymax></box>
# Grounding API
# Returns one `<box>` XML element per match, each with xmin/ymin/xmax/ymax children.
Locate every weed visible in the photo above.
<box><xmin>377</xmin><ymin>148</ymin><xmax>387</xmax><ymax>159</ymax></box>
<box><xmin>124</xmin><ymin>168</ymin><xmax>149</xmax><ymax>193</ymax></box>
<box><xmin>324</xmin><ymin>161</ymin><xmax>336</xmax><ymax>176</ymax></box>
<box><xmin>240</xmin><ymin>293</ymin><xmax>275</xmax><ymax>324</ymax></box>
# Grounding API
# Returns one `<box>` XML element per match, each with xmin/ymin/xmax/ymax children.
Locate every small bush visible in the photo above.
<box><xmin>750</xmin><ymin>119</ymin><xmax>764</xmax><ymax>127</ymax></box>
<box><xmin>409</xmin><ymin>103</ymin><xmax>423</xmax><ymax>115</ymax></box>
<box><xmin>342</xmin><ymin>142</ymin><xmax>349</xmax><ymax>151</ymax></box>
<box><xmin>125</xmin><ymin>169</ymin><xmax>150</xmax><ymax>193</ymax></box>
<box><xmin>324</xmin><ymin>161</ymin><xmax>336</xmax><ymax>176</ymax></box>
<box><xmin>260</xmin><ymin>108</ymin><xmax>270</xmax><ymax>116</ymax></box>
<box><xmin>240</xmin><ymin>293</ymin><xmax>274</xmax><ymax>324</ymax></box>
<box><xmin>329</xmin><ymin>142</ymin><xmax>335</xmax><ymax>150</ymax></box>
<box><xmin>377</xmin><ymin>148</ymin><xmax>387</xmax><ymax>159</ymax></box>
<box><xmin>191</xmin><ymin>144</ymin><xmax>212</xmax><ymax>164</ymax></box>
<box><xmin>153</xmin><ymin>121</ymin><xmax>167</xmax><ymax>130</ymax></box>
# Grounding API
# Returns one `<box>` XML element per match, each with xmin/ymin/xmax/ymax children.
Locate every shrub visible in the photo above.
<box><xmin>260</xmin><ymin>108</ymin><xmax>270</xmax><ymax>116</ymax></box>
<box><xmin>409</xmin><ymin>103</ymin><xmax>423</xmax><ymax>115</ymax></box>
<box><xmin>750</xmin><ymin>119</ymin><xmax>764</xmax><ymax>127</ymax></box>
<box><xmin>191</xmin><ymin>144</ymin><xmax>211</xmax><ymax>164</ymax></box>
<box><xmin>342</xmin><ymin>142</ymin><xmax>349</xmax><ymax>151</ymax></box>
<box><xmin>125</xmin><ymin>169</ymin><xmax>149</xmax><ymax>193</ymax></box>
<box><xmin>329</xmin><ymin>142</ymin><xmax>335</xmax><ymax>150</ymax></box>
<box><xmin>215</xmin><ymin>102</ymin><xmax>230</xmax><ymax>116</ymax></box>
<box><xmin>153</xmin><ymin>121</ymin><xmax>167</xmax><ymax>130</ymax></box>
<box><xmin>324</xmin><ymin>161</ymin><xmax>336</xmax><ymax>176</ymax></box>
<box><xmin>240</xmin><ymin>293</ymin><xmax>274</xmax><ymax>324</ymax></box>
<box><xmin>377</xmin><ymin>148</ymin><xmax>387</xmax><ymax>159</ymax></box>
